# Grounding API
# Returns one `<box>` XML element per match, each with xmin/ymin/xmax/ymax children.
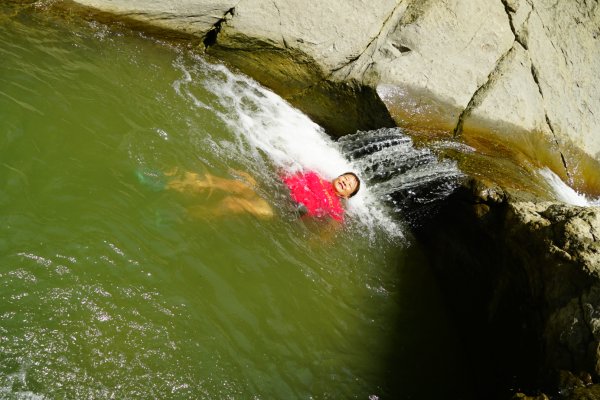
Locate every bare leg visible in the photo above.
<box><xmin>229</xmin><ymin>169</ymin><xmax>257</xmax><ymax>187</ymax></box>
<box><xmin>167</xmin><ymin>169</ymin><xmax>273</xmax><ymax>219</ymax></box>
<box><xmin>188</xmin><ymin>196</ymin><xmax>273</xmax><ymax>219</ymax></box>
<box><xmin>220</xmin><ymin>196</ymin><xmax>274</xmax><ymax>218</ymax></box>
<box><xmin>166</xmin><ymin>171</ymin><xmax>213</xmax><ymax>194</ymax></box>
<box><xmin>167</xmin><ymin>171</ymin><xmax>257</xmax><ymax>197</ymax></box>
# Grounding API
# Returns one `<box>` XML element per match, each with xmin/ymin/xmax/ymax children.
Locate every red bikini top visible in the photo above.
<box><xmin>282</xmin><ymin>171</ymin><xmax>344</xmax><ymax>222</ymax></box>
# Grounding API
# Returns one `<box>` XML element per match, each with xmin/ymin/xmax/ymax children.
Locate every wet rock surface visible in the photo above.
<box><xmin>60</xmin><ymin>0</ymin><xmax>600</xmax><ymax>164</ymax></box>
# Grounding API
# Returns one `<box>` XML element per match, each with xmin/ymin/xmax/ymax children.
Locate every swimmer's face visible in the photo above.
<box><xmin>332</xmin><ymin>173</ymin><xmax>359</xmax><ymax>199</ymax></box>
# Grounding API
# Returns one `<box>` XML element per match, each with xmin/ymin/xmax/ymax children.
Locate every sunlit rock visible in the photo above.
<box><xmin>63</xmin><ymin>0</ymin><xmax>600</xmax><ymax>172</ymax></box>
<box><xmin>62</xmin><ymin>0</ymin><xmax>237</xmax><ymax>38</ymax></box>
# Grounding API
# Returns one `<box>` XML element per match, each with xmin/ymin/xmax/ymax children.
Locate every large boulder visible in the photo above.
<box><xmin>58</xmin><ymin>0</ymin><xmax>237</xmax><ymax>38</ymax></box>
<box><xmin>507</xmin><ymin>202</ymin><xmax>600</xmax><ymax>377</ymax></box>
<box><xmin>415</xmin><ymin>178</ymin><xmax>600</xmax><ymax>398</ymax></box>
<box><xmin>337</xmin><ymin>0</ymin><xmax>600</xmax><ymax>189</ymax></box>
<box><xmin>60</xmin><ymin>0</ymin><xmax>600</xmax><ymax>172</ymax></box>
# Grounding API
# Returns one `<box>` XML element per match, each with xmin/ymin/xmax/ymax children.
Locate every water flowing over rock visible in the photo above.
<box><xmin>338</xmin><ymin>128</ymin><xmax>465</xmax><ymax>225</ymax></box>
<box><xmin>59</xmin><ymin>0</ymin><xmax>600</xmax><ymax>167</ymax></box>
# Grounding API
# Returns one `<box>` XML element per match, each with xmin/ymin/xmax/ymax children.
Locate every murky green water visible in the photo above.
<box><xmin>0</xmin><ymin>4</ymin><xmax>470</xmax><ymax>399</ymax></box>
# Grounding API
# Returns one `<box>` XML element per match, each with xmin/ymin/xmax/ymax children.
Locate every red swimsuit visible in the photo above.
<box><xmin>282</xmin><ymin>171</ymin><xmax>344</xmax><ymax>221</ymax></box>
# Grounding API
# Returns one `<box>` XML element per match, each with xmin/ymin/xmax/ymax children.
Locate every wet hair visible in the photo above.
<box><xmin>342</xmin><ymin>172</ymin><xmax>361</xmax><ymax>198</ymax></box>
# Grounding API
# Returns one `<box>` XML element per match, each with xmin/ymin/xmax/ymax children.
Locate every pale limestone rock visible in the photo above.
<box><xmin>510</xmin><ymin>0</ymin><xmax>533</xmax><ymax>39</ymax></box>
<box><xmin>64</xmin><ymin>0</ymin><xmax>600</xmax><ymax>162</ymax></box>
<box><xmin>509</xmin><ymin>202</ymin><xmax>600</xmax><ymax>270</ymax></box>
<box><xmin>66</xmin><ymin>0</ymin><xmax>237</xmax><ymax>36</ymax></box>
<box><xmin>348</xmin><ymin>0</ymin><xmax>515</xmax><ymax>123</ymax></box>
<box><xmin>228</xmin><ymin>0</ymin><xmax>400</xmax><ymax>72</ymax></box>
<box><xmin>463</xmin><ymin>43</ymin><xmax>550</xmax><ymax>136</ymax></box>
<box><xmin>525</xmin><ymin>0</ymin><xmax>600</xmax><ymax>160</ymax></box>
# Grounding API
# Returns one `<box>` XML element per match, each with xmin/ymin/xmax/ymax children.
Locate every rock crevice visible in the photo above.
<box><xmin>453</xmin><ymin>43</ymin><xmax>517</xmax><ymax>137</ymax></box>
<box><xmin>501</xmin><ymin>0</ymin><xmax>528</xmax><ymax>49</ymax></box>
<box><xmin>523</xmin><ymin>1</ymin><xmax>572</xmax><ymax>180</ymax></box>
<box><xmin>203</xmin><ymin>6</ymin><xmax>236</xmax><ymax>49</ymax></box>
<box><xmin>330</xmin><ymin>0</ymin><xmax>408</xmax><ymax>81</ymax></box>
<box><xmin>271</xmin><ymin>1</ymin><xmax>288</xmax><ymax>48</ymax></box>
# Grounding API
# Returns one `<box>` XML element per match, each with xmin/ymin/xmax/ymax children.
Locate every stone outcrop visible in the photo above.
<box><xmin>59</xmin><ymin>0</ymin><xmax>600</xmax><ymax>169</ymax></box>
<box><xmin>59</xmin><ymin>0</ymin><xmax>238</xmax><ymax>38</ymax></box>
<box><xmin>416</xmin><ymin>178</ymin><xmax>600</xmax><ymax>398</ymax></box>
<box><xmin>507</xmin><ymin>202</ymin><xmax>600</xmax><ymax>373</ymax></box>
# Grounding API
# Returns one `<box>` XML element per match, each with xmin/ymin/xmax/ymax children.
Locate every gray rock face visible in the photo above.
<box><xmin>352</xmin><ymin>0</ymin><xmax>600</xmax><ymax>162</ymax></box>
<box><xmin>63</xmin><ymin>0</ymin><xmax>600</xmax><ymax>167</ymax></box>
<box><xmin>508</xmin><ymin>202</ymin><xmax>600</xmax><ymax>270</ymax></box>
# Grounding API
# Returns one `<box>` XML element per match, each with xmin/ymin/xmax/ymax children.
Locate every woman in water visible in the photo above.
<box><xmin>162</xmin><ymin>168</ymin><xmax>360</xmax><ymax>221</ymax></box>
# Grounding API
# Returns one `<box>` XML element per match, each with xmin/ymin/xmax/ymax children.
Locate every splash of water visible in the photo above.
<box><xmin>339</xmin><ymin>128</ymin><xmax>465</xmax><ymax>225</ymax></box>
<box><xmin>538</xmin><ymin>168</ymin><xmax>600</xmax><ymax>206</ymax></box>
<box><xmin>171</xmin><ymin>55</ymin><xmax>405</xmax><ymax>239</ymax></box>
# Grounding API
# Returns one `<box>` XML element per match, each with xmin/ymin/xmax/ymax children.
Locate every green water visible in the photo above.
<box><xmin>0</xmin><ymin>4</ymin><xmax>470</xmax><ymax>399</ymax></box>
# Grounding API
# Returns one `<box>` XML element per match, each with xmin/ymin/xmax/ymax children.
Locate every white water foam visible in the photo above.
<box><xmin>538</xmin><ymin>168</ymin><xmax>599</xmax><ymax>206</ymax></box>
<box><xmin>0</xmin><ymin>368</ymin><xmax>47</xmax><ymax>400</ymax></box>
<box><xmin>172</xmin><ymin>55</ymin><xmax>404</xmax><ymax>239</ymax></box>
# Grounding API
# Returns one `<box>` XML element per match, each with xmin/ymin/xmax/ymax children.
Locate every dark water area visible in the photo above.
<box><xmin>0</xmin><ymin>4</ymin><xmax>475</xmax><ymax>399</ymax></box>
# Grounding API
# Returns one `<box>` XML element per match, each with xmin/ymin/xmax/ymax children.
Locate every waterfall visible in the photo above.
<box><xmin>170</xmin><ymin>56</ymin><xmax>405</xmax><ymax>238</ymax></box>
<box><xmin>170</xmin><ymin>55</ymin><xmax>467</xmax><ymax>235</ymax></box>
<box><xmin>538</xmin><ymin>168</ymin><xmax>600</xmax><ymax>206</ymax></box>
<box><xmin>338</xmin><ymin>128</ymin><xmax>466</xmax><ymax>225</ymax></box>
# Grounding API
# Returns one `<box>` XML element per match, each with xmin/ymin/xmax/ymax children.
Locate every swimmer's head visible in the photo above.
<box><xmin>332</xmin><ymin>172</ymin><xmax>360</xmax><ymax>199</ymax></box>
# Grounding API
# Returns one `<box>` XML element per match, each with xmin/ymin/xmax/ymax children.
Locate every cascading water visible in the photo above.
<box><xmin>169</xmin><ymin>54</ymin><xmax>411</xmax><ymax>239</ymax></box>
<box><xmin>169</xmin><ymin>55</ymin><xmax>468</xmax><ymax>235</ymax></box>
<box><xmin>538</xmin><ymin>168</ymin><xmax>600</xmax><ymax>206</ymax></box>
<box><xmin>338</xmin><ymin>128</ymin><xmax>466</xmax><ymax>225</ymax></box>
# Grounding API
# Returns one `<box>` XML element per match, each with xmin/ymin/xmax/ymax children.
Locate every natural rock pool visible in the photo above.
<box><xmin>0</xmin><ymin>5</ymin><xmax>473</xmax><ymax>399</ymax></box>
